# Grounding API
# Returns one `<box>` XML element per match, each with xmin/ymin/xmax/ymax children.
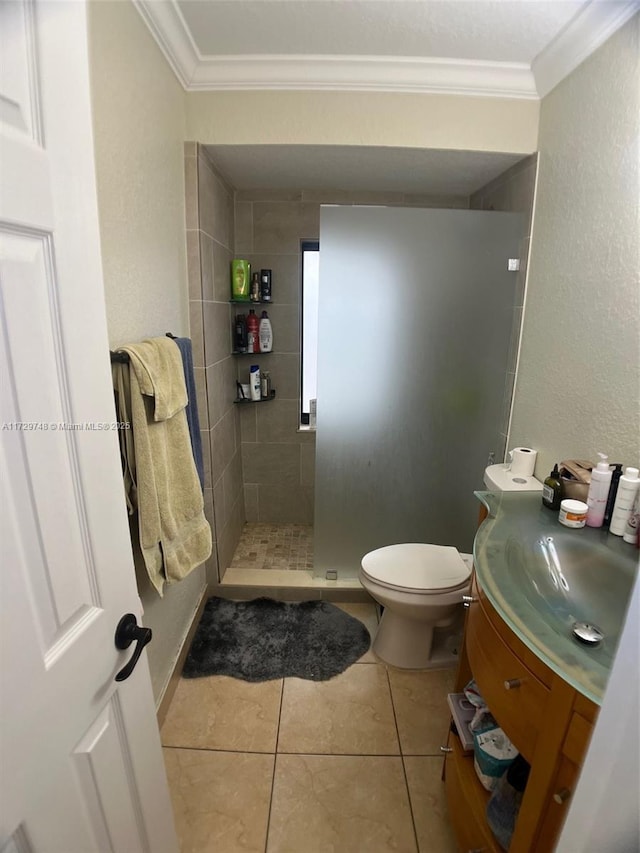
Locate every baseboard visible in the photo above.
<box><xmin>156</xmin><ymin>585</ymin><xmax>208</xmax><ymax>727</ymax></box>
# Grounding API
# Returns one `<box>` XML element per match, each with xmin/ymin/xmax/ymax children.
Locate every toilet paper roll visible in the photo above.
<box><xmin>508</xmin><ymin>447</ymin><xmax>537</xmax><ymax>477</ymax></box>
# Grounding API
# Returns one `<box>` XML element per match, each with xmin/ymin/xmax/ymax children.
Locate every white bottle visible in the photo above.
<box><xmin>609</xmin><ymin>467</ymin><xmax>640</xmax><ymax>536</ymax></box>
<box><xmin>259</xmin><ymin>311</ymin><xmax>273</xmax><ymax>353</ymax></box>
<box><xmin>249</xmin><ymin>365</ymin><xmax>261</xmax><ymax>401</ymax></box>
<box><xmin>623</xmin><ymin>489</ymin><xmax>640</xmax><ymax>544</ymax></box>
<box><xmin>586</xmin><ymin>452</ymin><xmax>612</xmax><ymax>528</ymax></box>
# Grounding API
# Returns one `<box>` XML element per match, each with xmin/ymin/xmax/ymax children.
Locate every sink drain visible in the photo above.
<box><xmin>572</xmin><ymin>622</ymin><xmax>604</xmax><ymax>645</ymax></box>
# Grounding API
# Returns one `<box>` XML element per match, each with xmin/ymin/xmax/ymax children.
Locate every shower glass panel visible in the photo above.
<box><xmin>314</xmin><ymin>206</ymin><xmax>523</xmax><ymax>578</ymax></box>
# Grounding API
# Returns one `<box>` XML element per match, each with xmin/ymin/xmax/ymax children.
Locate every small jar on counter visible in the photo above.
<box><xmin>559</xmin><ymin>499</ymin><xmax>588</xmax><ymax>528</ymax></box>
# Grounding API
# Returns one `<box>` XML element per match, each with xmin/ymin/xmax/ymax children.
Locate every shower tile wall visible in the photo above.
<box><xmin>184</xmin><ymin>143</ymin><xmax>245</xmax><ymax>584</ymax></box>
<box><xmin>234</xmin><ymin>189</ymin><xmax>469</xmax><ymax>528</ymax></box>
<box><xmin>234</xmin><ymin>190</ymin><xmax>318</xmax><ymax>525</ymax></box>
<box><xmin>187</xmin><ymin>156</ymin><xmax>532</xmax><ymax>570</ymax></box>
<box><xmin>470</xmin><ymin>153</ymin><xmax>538</xmax><ymax>460</ymax></box>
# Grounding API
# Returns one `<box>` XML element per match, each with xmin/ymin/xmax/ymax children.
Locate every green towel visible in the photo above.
<box><xmin>116</xmin><ymin>337</ymin><xmax>211</xmax><ymax>595</ymax></box>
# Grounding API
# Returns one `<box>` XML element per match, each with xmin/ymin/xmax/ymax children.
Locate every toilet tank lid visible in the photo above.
<box><xmin>361</xmin><ymin>543</ymin><xmax>471</xmax><ymax>591</ymax></box>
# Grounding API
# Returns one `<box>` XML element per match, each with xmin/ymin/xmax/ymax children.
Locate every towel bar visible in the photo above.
<box><xmin>110</xmin><ymin>333</ymin><xmax>178</xmax><ymax>364</ymax></box>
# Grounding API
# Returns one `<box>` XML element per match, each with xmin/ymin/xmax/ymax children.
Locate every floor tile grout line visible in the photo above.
<box><xmin>274</xmin><ymin>750</ymin><xmax>402</xmax><ymax>757</ymax></box>
<box><xmin>161</xmin><ymin>743</ymin><xmax>276</xmax><ymax>756</ymax></box>
<box><xmin>163</xmin><ymin>742</ymin><xmax>436</xmax><ymax>759</ymax></box>
<box><xmin>385</xmin><ymin>666</ymin><xmax>421</xmax><ymax>853</ymax></box>
<box><xmin>163</xmin><ymin>741</ymin><xmax>441</xmax><ymax>756</ymax></box>
<box><xmin>264</xmin><ymin>677</ymin><xmax>285</xmax><ymax>853</ymax></box>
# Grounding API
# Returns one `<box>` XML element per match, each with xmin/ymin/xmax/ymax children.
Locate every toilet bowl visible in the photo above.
<box><xmin>360</xmin><ymin>543</ymin><xmax>472</xmax><ymax>669</ymax></box>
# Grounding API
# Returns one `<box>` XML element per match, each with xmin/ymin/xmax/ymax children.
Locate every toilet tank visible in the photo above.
<box><xmin>483</xmin><ymin>463</ymin><xmax>543</xmax><ymax>492</ymax></box>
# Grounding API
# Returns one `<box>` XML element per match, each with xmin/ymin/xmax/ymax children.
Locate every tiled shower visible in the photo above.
<box><xmin>185</xmin><ymin>144</ymin><xmax>537</xmax><ymax>584</ymax></box>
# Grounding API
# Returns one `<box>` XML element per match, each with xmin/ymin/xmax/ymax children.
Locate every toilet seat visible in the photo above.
<box><xmin>361</xmin><ymin>543</ymin><xmax>471</xmax><ymax>594</ymax></box>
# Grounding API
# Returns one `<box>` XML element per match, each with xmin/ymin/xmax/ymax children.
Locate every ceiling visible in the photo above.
<box><xmin>204</xmin><ymin>144</ymin><xmax>524</xmax><ymax>196</ymax></box>
<box><xmin>135</xmin><ymin>0</ymin><xmax>637</xmax><ymax>97</ymax></box>
<box><xmin>134</xmin><ymin>1</ymin><xmax>637</xmax><ymax>195</ymax></box>
<box><xmin>177</xmin><ymin>1</ymin><xmax>581</xmax><ymax>64</ymax></box>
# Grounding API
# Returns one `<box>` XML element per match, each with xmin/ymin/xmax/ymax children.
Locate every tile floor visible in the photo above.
<box><xmin>161</xmin><ymin>603</ymin><xmax>458</xmax><ymax>853</ymax></box>
<box><xmin>229</xmin><ymin>523</ymin><xmax>314</xmax><ymax>572</ymax></box>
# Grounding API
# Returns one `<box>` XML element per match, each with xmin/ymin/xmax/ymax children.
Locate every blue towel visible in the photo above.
<box><xmin>172</xmin><ymin>337</ymin><xmax>205</xmax><ymax>490</ymax></box>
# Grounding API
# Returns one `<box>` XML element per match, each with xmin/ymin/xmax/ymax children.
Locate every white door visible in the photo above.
<box><xmin>0</xmin><ymin>2</ymin><xmax>178</xmax><ymax>851</ymax></box>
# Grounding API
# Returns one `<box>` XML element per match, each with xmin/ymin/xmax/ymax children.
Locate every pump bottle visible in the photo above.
<box><xmin>603</xmin><ymin>463</ymin><xmax>623</xmax><ymax>527</ymax></box>
<box><xmin>585</xmin><ymin>453</ymin><xmax>612</xmax><ymax>528</ymax></box>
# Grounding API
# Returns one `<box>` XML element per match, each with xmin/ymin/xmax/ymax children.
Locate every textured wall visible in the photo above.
<box><xmin>510</xmin><ymin>16</ymin><xmax>640</xmax><ymax>476</ymax></box>
<box><xmin>186</xmin><ymin>90</ymin><xmax>539</xmax><ymax>154</ymax></box>
<box><xmin>470</xmin><ymin>154</ymin><xmax>538</xmax><ymax>462</ymax></box>
<box><xmin>88</xmin><ymin>0</ymin><xmax>188</xmax><ymax>346</ymax></box>
<box><xmin>88</xmin><ymin>1</ymin><xmax>205</xmax><ymax>705</ymax></box>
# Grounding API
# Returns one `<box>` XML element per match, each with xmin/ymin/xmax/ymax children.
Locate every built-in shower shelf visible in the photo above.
<box><xmin>234</xmin><ymin>391</ymin><xmax>276</xmax><ymax>404</ymax></box>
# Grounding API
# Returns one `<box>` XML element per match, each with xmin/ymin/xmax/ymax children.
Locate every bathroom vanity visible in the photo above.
<box><xmin>444</xmin><ymin>492</ymin><xmax>636</xmax><ymax>852</ymax></box>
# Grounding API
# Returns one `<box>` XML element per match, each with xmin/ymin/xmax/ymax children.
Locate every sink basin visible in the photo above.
<box><xmin>506</xmin><ymin>531</ymin><xmax>635</xmax><ymax>666</ymax></box>
<box><xmin>474</xmin><ymin>491</ymin><xmax>638</xmax><ymax>704</ymax></box>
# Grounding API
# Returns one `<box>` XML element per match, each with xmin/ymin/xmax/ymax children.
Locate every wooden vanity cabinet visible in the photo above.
<box><xmin>444</xmin><ymin>574</ymin><xmax>598</xmax><ymax>852</ymax></box>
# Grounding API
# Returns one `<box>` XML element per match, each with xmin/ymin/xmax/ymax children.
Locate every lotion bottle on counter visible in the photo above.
<box><xmin>609</xmin><ymin>467</ymin><xmax>640</xmax><ymax>536</ymax></box>
<box><xmin>586</xmin><ymin>453</ymin><xmax>612</xmax><ymax>528</ymax></box>
<box><xmin>603</xmin><ymin>463</ymin><xmax>623</xmax><ymax>527</ymax></box>
<box><xmin>623</xmin><ymin>489</ymin><xmax>640</xmax><ymax>544</ymax></box>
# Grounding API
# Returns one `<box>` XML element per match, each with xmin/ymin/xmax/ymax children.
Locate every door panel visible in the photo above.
<box><xmin>0</xmin><ymin>2</ymin><xmax>177</xmax><ymax>850</ymax></box>
<box><xmin>73</xmin><ymin>701</ymin><xmax>144</xmax><ymax>851</ymax></box>
<box><xmin>2</xmin><ymin>232</ymin><xmax>96</xmax><ymax>635</ymax></box>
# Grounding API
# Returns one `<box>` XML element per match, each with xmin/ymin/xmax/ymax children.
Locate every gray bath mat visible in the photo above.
<box><xmin>183</xmin><ymin>597</ymin><xmax>371</xmax><ymax>682</ymax></box>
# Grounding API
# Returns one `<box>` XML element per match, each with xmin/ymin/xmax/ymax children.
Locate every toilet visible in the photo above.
<box><xmin>360</xmin><ymin>544</ymin><xmax>473</xmax><ymax>669</ymax></box>
<box><xmin>361</xmin><ymin>464</ymin><xmax>544</xmax><ymax>669</ymax></box>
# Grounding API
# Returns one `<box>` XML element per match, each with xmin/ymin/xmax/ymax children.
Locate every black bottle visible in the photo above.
<box><xmin>603</xmin><ymin>463</ymin><xmax>623</xmax><ymax>527</ymax></box>
<box><xmin>234</xmin><ymin>314</ymin><xmax>247</xmax><ymax>352</ymax></box>
<box><xmin>260</xmin><ymin>269</ymin><xmax>272</xmax><ymax>302</ymax></box>
<box><xmin>542</xmin><ymin>464</ymin><xmax>562</xmax><ymax>510</ymax></box>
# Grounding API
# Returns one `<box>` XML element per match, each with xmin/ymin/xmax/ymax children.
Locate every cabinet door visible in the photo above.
<box><xmin>444</xmin><ymin>740</ymin><xmax>499</xmax><ymax>853</ymax></box>
<box><xmin>532</xmin><ymin>756</ymin><xmax>579</xmax><ymax>852</ymax></box>
<box><xmin>466</xmin><ymin>598</ymin><xmax>550</xmax><ymax>762</ymax></box>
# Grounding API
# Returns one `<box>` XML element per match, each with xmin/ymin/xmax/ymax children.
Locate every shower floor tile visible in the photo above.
<box><xmin>229</xmin><ymin>522</ymin><xmax>314</xmax><ymax>571</ymax></box>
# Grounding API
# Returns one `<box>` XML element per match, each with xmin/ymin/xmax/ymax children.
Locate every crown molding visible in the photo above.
<box><xmin>189</xmin><ymin>55</ymin><xmax>537</xmax><ymax>98</ymax></box>
<box><xmin>532</xmin><ymin>0</ymin><xmax>639</xmax><ymax>98</ymax></box>
<box><xmin>133</xmin><ymin>0</ymin><xmax>535</xmax><ymax>97</ymax></box>
<box><xmin>133</xmin><ymin>0</ymin><xmax>199</xmax><ymax>89</ymax></box>
<box><xmin>135</xmin><ymin>0</ymin><xmax>638</xmax><ymax>100</ymax></box>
